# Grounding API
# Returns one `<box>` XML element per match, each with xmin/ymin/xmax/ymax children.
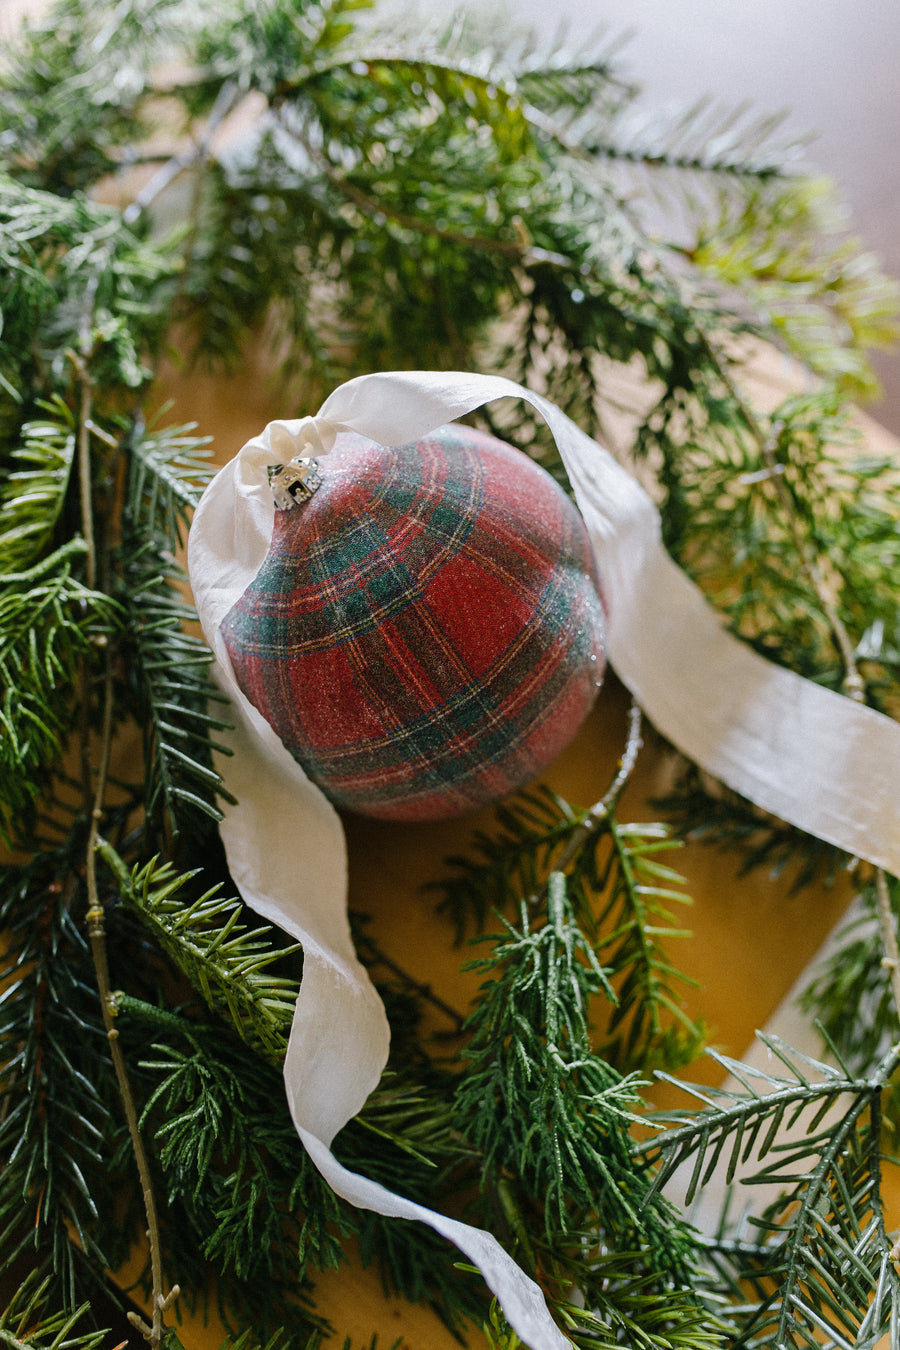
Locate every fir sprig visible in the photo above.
<box><xmin>126</xmin><ymin>420</ymin><xmax>216</xmax><ymax>544</ymax></box>
<box><xmin>0</xmin><ymin>550</ymin><xmax>115</xmax><ymax>838</ymax></box>
<box><xmin>118</xmin><ymin>539</ymin><xmax>232</xmax><ymax>835</ymax></box>
<box><xmin>433</xmin><ymin>786</ymin><xmax>702</xmax><ymax>1072</ymax></box>
<box><xmin>798</xmin><ymin>873</ymin><xmax>900</xmax><ymax>1077</ymax></box>
<box><xmin>0</xmin><ymin>398</ymin><xmax>76</xmax><ymax>574</ymax></box>
<box><xmin>453</xmin><ymin>872</ymin><xmax>688</xmax><ymax>1260</ymax></box>
<box><xmin>643</xmin><ymin>1039</ymin><xmax>900</xmax><ymax>1348</ymax></box>
<box><xmin>688</xmin><ymin>179</ymin><xmax>900</xmax><ymax>398</ymax></box>
<box><xmin>592</xmin><ymin>820</ymin><xmax>704</xmax><ymax>1071</ymax></box>
<box><xmin>0</xmin><ymin>852</ymin><xmax>137</xmax><ymax>1312</ymax></box>
<box><xmin>0</xmin><ymin>1276</ymin><xmax>110</xmax><ymax>1350</ymax></box>
<box><xmin>100</xmin><ymin>845</ymin><xmax>300</xmax><ymax>1062</ymax></box>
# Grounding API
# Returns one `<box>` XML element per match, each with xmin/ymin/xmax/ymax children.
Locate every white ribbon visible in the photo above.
<box><xmin>188</xmin><ymin>370</ymin><xmax>900</xmax><ymax>1350</ymax></box>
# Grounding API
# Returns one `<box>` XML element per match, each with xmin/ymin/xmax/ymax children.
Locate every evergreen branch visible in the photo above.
<box><xmin>0</xmin><ymin>0</ymin><xmax>184</xmax><ymax>194</ymax></box>
<box><xmin>592</xmin><ymin>818</ymin><xmax>703</xmax><ymax>1072</ymax></box>
<box><xmin>799</xmin><ymin>873</ymin><xmax>900</xmax><ymax>1076</ymax></box>
<box><xmin>124</xmin><ymin>995</ymin><xmax>486</xmax><ymax>1340</ymax></box>
<box><xmin>641</xmin><ymin>1040</ymin><xmax>900</xmax><ymax>1349</ymax></box>
<box><xmin>0</xmin><ymin>854</ymin><xmax>134</xmax><ymax>1312</ymax></box>
<box><xmin>640</xmin><ymin>1039</ymin><xmax>853</xmax><ymax>1205</ymax></box>
<box><xmin>687</xmin><ymin>179</ymin><xmax>900</xmax><ymax>398</ymax></box>
<box><xmin>118</xmin><ymin>1002</ymin><xmax>338</xmax><ymax>1343</ymax></box>
<box><xmin>431</xmin><ymin>785</ymin><xmax>585</xmax><ymax>939</ymax></box>
<box><xmin>126</xmin><ymin>419</ymin><xmax>215</xmax><ymax>548</ymax></box>
<box><xmin>453</xmin><ymin>872</ymin><xmax>680</xmax><ymax>1253</ymax></box>
<box><xmin>0</xmin><ymin>1275</ymin><xmax>110</xmax><ymax>1350</ymax></box>
<box><xmin>735</xmin><ymin>1067</ymin><xmax>900</xmax><ymax>1347</ymax></box>
<box><xmin>277</xmin><ymin>112</ymin><xmax>570</xmax><ymax>269</ymax></box>
<box><xmin>518</xmin><ymin>1243</ymin><xmax>726</xmax><ymax>1350</ymax></box>
<box><xmin>702</xmin><ymin>337</ymin><xmax>866</xmax><ymax>700</ymax></box>
<box><xmin>433</xmin><ymin>757</ymin><xmax>701</xmax><ymax>1071</ymax></box>
<box><xmin>0</xmin><ymin>553</ymin><xmax>115</xmax><ymax>839</ymax></box>
<box><xmin>638</xmin><ymin>379</ymin><xmax>900</xmax><ymax>716</ymax></box>
<box><xmin>585</xmin><ymin>98</ymin><xmax>804</xmax><ymax>185</ymax></box>
<box><xmin>0</xmin><ymin>396</ymin><xmax>76</xmax><ymax>574</ymax></box>
<box><xmin>98</xmin><ymin>843</ymin><xmax>301</xmax><ymax>1062</ymax></box>
<box><xmin>119</xmin><ymin>533</ymin><xmax>232</xmax><ymax>836</ymax></box>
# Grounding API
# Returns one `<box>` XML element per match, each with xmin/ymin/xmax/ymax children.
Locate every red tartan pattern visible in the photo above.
<box><xmin>222</xmin><ymin>424</ymin><xmax>606</xmax><ymax>820</ymax></box>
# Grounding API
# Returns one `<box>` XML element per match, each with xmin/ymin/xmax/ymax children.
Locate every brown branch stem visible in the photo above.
<box><xmin>537</xmin><ymin>698</ymin><xmax>644</xmax><ymax>893</ymax></box>
<box><xmin>84</xmin><ymin>658</ymin><xmax>175</xmax><ymax>1349</ymax></box>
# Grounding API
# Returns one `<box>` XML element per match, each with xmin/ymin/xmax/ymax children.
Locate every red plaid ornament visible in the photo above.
<box><xmin>222</xmin><ymin>423</ymin><xmax>606</xmax><ymax>820</ymax></box>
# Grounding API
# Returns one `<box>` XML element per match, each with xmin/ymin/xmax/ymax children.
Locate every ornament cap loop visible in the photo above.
<box><xmin>268</xmin><ymin>456</ymin><xmax>323</xmax><ymax>510</ymax></box>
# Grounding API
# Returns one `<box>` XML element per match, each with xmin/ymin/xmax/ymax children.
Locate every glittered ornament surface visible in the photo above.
<box><xmin>222</xmin><ymin>423</ymin><xmax>606</xmax><ymax>820</ymax></box>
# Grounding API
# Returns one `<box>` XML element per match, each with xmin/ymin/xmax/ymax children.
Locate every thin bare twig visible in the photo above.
<box><xmin>874</xmin><ymin>869</ymin><xmax>900</xmax><ymax>1032</ymax></box>
<box><xmin>85</xmin><ymin>657</ymin><xmax>178</xmax><ymax>1349</ymax></box>
<box><xmin>122</xmin><ymin>79</ymin><xmax>240</xmax><ymax>227</ymax></box>
<box><xmin>546</xmin><ymin>697</ymin><xmax>643</xmax><ymax>882</ymax></box>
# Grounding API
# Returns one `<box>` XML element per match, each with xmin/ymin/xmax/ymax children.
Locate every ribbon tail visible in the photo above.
<box><xmin>298</xmin><ymin>1129</ymin><xmax>571</xmax><ymax>1350</ymax></box>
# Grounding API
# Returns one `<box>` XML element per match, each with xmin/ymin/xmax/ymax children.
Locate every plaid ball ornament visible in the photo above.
<box><xmin>221</xmin><ymin>423</ymin><xmax>606</xmax><ymax>821</ymax></box>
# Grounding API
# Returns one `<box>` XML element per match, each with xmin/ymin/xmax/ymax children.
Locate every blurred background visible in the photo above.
<box><xmin>441</xmin><ymin>0</ymin><xmax>900</xmax><ymax>433</ymax></box>
<box><xmin>4</xmin><ymin>0</ymin><xmax>898</xmax><ymax>429</ymax></box>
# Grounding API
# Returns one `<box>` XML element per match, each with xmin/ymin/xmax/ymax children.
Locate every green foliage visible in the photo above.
<box><xmin>102</xmin><ymin>845</ymin><xmax>301</xmax><ymax>1061</ymax></box>
<box><xmin>0</xmin><ymin>1275</ymin><xmax>110</xmax><ymax>1350</ymax></box>
<box><xmin>642</xmin><ymin>1038</ymin><xmax>900</xmax><ymax>1348</ymax></box>
<box><xmin>0</xmin><ymin>0</ymin><xmax>185</xmax><ymax>196</ymax></box>
<box><xmin>453</xmin><ymin>872</ymin><xmax>696</xmax><ymax>1280</ymax></box>
<box><xmin>120</xmin><ymin>995</ymin><xmax>488</xmax><ymax>1340</ymax></box>
<box><xmin>656</xmin><ymin>386</ymin><xmax>900</xmax><ymax>697</ymax></box>
<box><xmin>546</xmin><ymin>1249</ymin><xmax>726</xmax><ymax>1350</ymax></box>
<box><xmin>1</xmin><ymin>0</ymin><xmax>899</xmax><ymax>1344</ymax></box>
<box><xmin>126</xmin><ymin>420</ymin><xmax>216</xmax><ymax>544</ymax></box>
<box><xmin>0</xmin><ymin>547</ymin><xmax>114</xmax><ymax>839</ymax></box>
<box><xmin>0</xmin><ymin>851</ymin><xmax>136</xmax><ymax>1311</ymax></box>
<box><xmin>455</xmin><ymin>874</ymin><xmax>628</xmax><ymax>1226</ymax></box>
<box><xmin>689</xmin><ymin>178</ymin><xmax>900</xmax><ymax>398</ymax></box>
<box><xmin>118</xmin><ymin>537</ymin><xmax>232</xmax><ymax>834</ymax></box>
<box><xmin>0</xmin><ymin>398</ymin><xmax>76</xmax><ymax>573</ymax></box>
<box><xmin>591</xmin><ymin>819</ymin><xmax>704</xmax><ymax>1070</ymax></box>
<box><xmin>433</xmin><ymin>786</ymin><xmax>703</xmax><ymax>1072</ymax></box>
<box><xmin>129</xmin><ymin>1003</ymin><xmax>339</xmax><ymax>1340</ymax></box>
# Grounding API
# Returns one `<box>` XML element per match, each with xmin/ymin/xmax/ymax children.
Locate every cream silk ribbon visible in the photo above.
<box><xmin>187</xmin><ymin>370</ymin><xmax>900</xmax><ymax>1350</ymax></box>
